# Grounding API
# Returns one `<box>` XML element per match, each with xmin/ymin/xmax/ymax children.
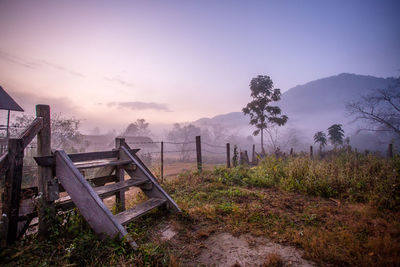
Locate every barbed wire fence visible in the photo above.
<box><xmin>125</xmin><ymin>136</ymin><xmax>233</xmax><ymax>183</ymax></box>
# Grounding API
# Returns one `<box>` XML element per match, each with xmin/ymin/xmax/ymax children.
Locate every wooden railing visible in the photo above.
<box><xmin>0</xmin><ymin>106</ymin><xmax>46</xmax><ymax>244</ymax></box>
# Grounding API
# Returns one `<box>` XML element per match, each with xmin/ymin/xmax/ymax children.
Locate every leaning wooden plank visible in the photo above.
<box><xmin>18</xmin><ymin>117</ymin><xmax>43</xmax><ymax>149</ymax></box>
<box><xmin>120</xmin><ymin>146</ymin><xmax>181</xmax><ymax>212</ymax></box>
<box><xmin>55</xmin><ymin>150</ymin><xmax>137</xmax><ymax>248</ymax></box>
<box><xmin>34</xmin><ymin>149</ymin><xmax>140</xmax><ymax>167</ymax></box>
<box><xmin>115</xmin><ymin>198</ymin><xmax>166</xmax><ymax>226</ymax></box>
<box><xmin>74</xmin><ymin>159</ymin><xmax>133</xmax><ymax>170</ymax></box>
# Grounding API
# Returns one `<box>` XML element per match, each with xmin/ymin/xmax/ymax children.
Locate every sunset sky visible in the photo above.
<box><xmin>0</xmin><ymin>0</ymin><xmax>399</xmax><ymax>133</ymax></box>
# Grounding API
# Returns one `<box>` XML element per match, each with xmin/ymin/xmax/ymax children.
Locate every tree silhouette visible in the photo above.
<box><xmin>313</xmin><ymin>131</ymin><xmax>327</xmax><ymax>153</ymax></box>
<box><xmin>242</xmin><ymin>75</ymin><xmax>288</xmax><ymax>154</ymax></box>
<box><xmin>124</xmin><ymin>119</ymin><xmax>151</xmax><ymax>136</ymax></box>
<box><xmin>327</xmin><ymin>124</ymin><xmax>344</xmax><ymax>148</ymax></box>
<box><xmin>346</xmin><ymin>77</ymin><xmax>400</xmax><ymax>138</ymax></box>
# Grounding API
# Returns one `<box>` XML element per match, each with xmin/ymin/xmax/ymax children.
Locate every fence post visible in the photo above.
<box><xmin>233</xmin><ymin>145</ymin><xmax>238</xmax><ymax>167</ymax></box>
<box><xmin>196</xmin><ymin>136</ymin><xmax>202</xmax><ymax>172</ymax></box>
<box><xmin>3</xmin><ymin>138</ymin><xmax>24</xmax><ymax>244</ymax></box>
<box><xmin>161</xmin><ymin>141</ymin><xmax>164</xmax><ymax>182</ymax></box>
<box><xmin>252</xmin><ymin>144</ymin><xmax>255</xmax><ymax>164</ymax></box>
<box><xmin>290</xmin><ymin>148</ymin><xmax>293</xmax><ymax>156</ymax></box>
<box><xmin>37</xmin><ymin>104</ymin><xmax>55</xmax><ymax>238</ymax></box>
<box><xmin>226</xmin><ymin>143</ymin><xmax>230</xmax><ymax>168</ymax></box>
<box><xmin>310</xmin><ymin>145</ymin><xmax>313</xmax><ymax>159</ymax></box>
<box><xmin>388</xmin><ymin>143</ymin><xmax>393</xmax><ymax>158</ymax></box>
<box><xmin>115</xmin><ymin>137</ymin><xmax>126</xmax><ymax>211</ymax></box>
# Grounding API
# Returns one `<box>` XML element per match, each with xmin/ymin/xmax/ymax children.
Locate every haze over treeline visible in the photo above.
<box><xmin>0</xmin><ymin>1</ymin><xmax>399</xmax><ymax>154</ymax></box>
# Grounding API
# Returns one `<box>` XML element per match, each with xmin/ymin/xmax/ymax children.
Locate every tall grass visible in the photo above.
<box><xmin>213</xmin><ymin>153</ymin><xmax>400</xmax><ymax>210</ymax></box>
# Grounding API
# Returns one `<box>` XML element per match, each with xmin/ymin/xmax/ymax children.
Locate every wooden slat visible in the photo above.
<box><xmin>115</xmin><ymin>198</ymin><xmax>166</xmax><ymax>226</ymax></box>
<box><xmin>58</xmin><ymin>175</ymin><xmax>117</xmax><ymax>192</ymax></box>
<box><xmin>34</xmin><ymin>149</ymin><xmax>140</xmax><ymax>167</ymax></box>
<box><xmin>57</xmin><ymin>177</ymin><xmax>150</xmax><ymax>205</ymax></box>
<box><xmin>55</xmin><ymin>150</ymin><xmax>137</xmax><ymax>247</ymax></box>
<box><xmin>18</xmin><ymin>117</ymin><xmax>43</xmax><ymax>149</ymax></box>
<box><xmin>74</xmin><ymin>159</ymin><xmax>133</xmax><ymax>170</ymax></box>
<box><xmin>0</xmin><ymin>151</ymin><xmax>8</xmax><ymax>175</ymax></box>
<box><xmin>120</xmin><ymin>146</ymin><xmax>181</xmax><ymax>212</ymax></box>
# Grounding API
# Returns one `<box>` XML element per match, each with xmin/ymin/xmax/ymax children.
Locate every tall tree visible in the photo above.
<box><xmin>242</xmin><ymin>75</ymin><xmax>288</xmax><ymax>154</ymax></box>
<box><xmin>327</xmin><ymin>124</ymin><xmax>344</xmax><ymax>148</ymax></box>
<box><xmin>346</xmin><ymin>77</ymin><xmax>400</xmax><ymax>137</ymax></box>
<box><xmin>313</xmin><ymin>131</ymin><xmax>327</xmax><ymax>153</ymax></box>
<box><xmin>124</xmin><ymin>119</ymin><xmax>151</xmax><ymax>136</ymax></box>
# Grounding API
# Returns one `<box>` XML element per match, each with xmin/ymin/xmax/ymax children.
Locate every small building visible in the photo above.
<box><xmin>81</xmin><ymin>134</ymin><xmax>114</xmax><ymax>152</ymax></box>
<box><xmin>0</xmin><ymin>86</ymin><xmax>24</xmax><ymax>151</ymax></box>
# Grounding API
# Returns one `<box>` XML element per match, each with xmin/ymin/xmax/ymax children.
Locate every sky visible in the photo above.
<box><xmin>0</xmin><ymin>0</ymin><xmax>399</xmax><ymax>133</ymax></box>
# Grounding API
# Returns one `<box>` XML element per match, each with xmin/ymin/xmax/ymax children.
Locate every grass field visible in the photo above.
<box><xmin>1</xmin><ymin>153</ymin><xmax>399</xmax><ymax>266</ymax></box>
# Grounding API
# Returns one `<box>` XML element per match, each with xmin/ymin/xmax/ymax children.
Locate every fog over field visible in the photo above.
<box><xmin>1</xmin><ymin>0</ymin><xmax>399</xmax><ymax>154</ymax></box>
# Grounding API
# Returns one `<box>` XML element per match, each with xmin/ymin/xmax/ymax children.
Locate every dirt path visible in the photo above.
<box><xmin>197</xmin><ymin>232</ymin><xmax>315</xmax><ymax>267</ymax></box>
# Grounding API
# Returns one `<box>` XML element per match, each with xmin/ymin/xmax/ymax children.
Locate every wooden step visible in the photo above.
<box><xmin>115</xmin><ymin>198</ymin><xmax>166</xmax><ymax>226</ymax></box>
<box><xmin>74</xmin><ymin>159</ymin><xmax>133</xmax><ymax>170</ymax></box>
<box><xmin>56</xmin><ymin>177</ymin><xmax>150</xmax><ymax>208</ymax></box>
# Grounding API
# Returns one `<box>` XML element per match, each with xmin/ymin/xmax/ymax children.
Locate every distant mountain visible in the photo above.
<box><xmin>194</xmin><ymin>73</ymin><xmax>395</xmax><ymax>137</ymax></box>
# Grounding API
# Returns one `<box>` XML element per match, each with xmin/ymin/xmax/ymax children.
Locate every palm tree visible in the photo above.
<box><xmin>314</xmin><ymin>131</ymin><xmax>327</xmax><ymax>153</ymax></box>
<box><xmin>327</xmin><ymin>124</ymin><xmax>344</xmax><ymax>149</ymax></box>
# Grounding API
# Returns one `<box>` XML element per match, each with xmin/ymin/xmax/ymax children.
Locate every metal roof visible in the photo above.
<box><xmin>0</xmin><ymin>86</ymin><xmax>24</xmax><ymax>111</ymax></box>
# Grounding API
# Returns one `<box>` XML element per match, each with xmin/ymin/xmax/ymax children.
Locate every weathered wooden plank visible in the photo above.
<box><xmin>115</xmin><ymin>198</ymin><xmax>166</xmax><ymax>226</ymax></box>
<box><xmin>120</xmin><ymin>146</ymin><xmax>181</xmax><ymax>212</ymax></box>
<box><xmin>74</xmin><ymin>159</ymin><xmax>133</xmax><ymax>170</ymax></box>
<box><xmin>57</xmin><ymin>177</ymin><xmax>149</xmax><ymax>206</ymax></box>
<box><xmin>34</xmin><ymin>149</ymin><xmax>140</xmax><ymax>167</ymax></box>
<box><xmin>3</xmin><ymin>138</ymin><xmax>24</xmax><ymax>244</ymax></box>
<box><xmin>18</xmin><ymin>117</ymin><xmax>43</xmax><ymax>149</ymax></box>
<box><xmin>55</xmin><ymin>150</ymin><xmax>137</xmax><ymax>247</ymax></box>
<box><xmin>59</xmin><ymin>175</ymin><xmax>117</xmax><ymax>192</ymax></box>
<box><xmin>36</xmin><ymin>105</ymin><xmax>55</xmax><ymax>238</ymax></box>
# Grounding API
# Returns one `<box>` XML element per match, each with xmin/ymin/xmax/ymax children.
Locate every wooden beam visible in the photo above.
<box><xmin>34</xmin><ymin>149</ymin><xmax>140</xmax><ymax>167</ymax></box>
<box><xmin>3</xmin><ymin>138</ymin><xmax>24</xmax><ymax>244</ymax></box>
<box><xmin>18</xmin><ymin>117</ymin><xmax>43</xmax><ymax>149</ymax></box>
<box><xmin>36</xmin><ymin>104</ymin><xmax>55</xmax><ymax>238</ymax></box>
<box><xmin>55</xmin><ymin>150</ymin><xmax>136</xmax><ymax>247</ymax></box>
<box><xmin>120</xmin><ymin>145</ymin><xmax>181</xmax><ymax>212</ymax></box>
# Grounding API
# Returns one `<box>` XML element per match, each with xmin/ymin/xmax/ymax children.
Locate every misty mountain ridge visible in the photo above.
<box><xmin>194</xmin><ymin>73</ymin><xmax>395</xmax><ymax>137</ymax></box>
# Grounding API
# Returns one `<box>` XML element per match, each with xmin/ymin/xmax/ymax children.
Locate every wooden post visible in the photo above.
<box><xmin>115</xmin><ymin>137</ymin><xmax>126</xmax><ymax>211</ymax></box>
<box><xmin>196</xmin><ymin>136</ymin><xmax>202</xmax><ymax>172</ymax></box>
<box><xmin>244</xmin><ymin>150</ymin><xmax>250</xmax><ymax>165</ymax></box>
<box><xmin>226</xmin><ymin>143</ymin><xmax>230</xmax><ymax>168</ymax></box>
<box><xmin>6</xmin><ymin>110</ymin><xmax>10</xmax><ymax>138</ymax></box>
<box><xmin>233</xmin><ymin>145</ymin><xmax>238</xmax><ymax>167</ymax></box>
<box><xmin>290</xmin><ymin>148</ymin><xmax>293</xmax><ymax>156</ymax></box>
<box><xmin>161</xmin><ymin>141</ymin><xmax>164</xmax><ymax>183</ymax></box>
<box><xmin>310</xmin><ymin>146</ymin><xmax>313</xmax><ymax>159</ymax></box>
<box><xmin>252</xmin><ymin>144</ymin><xmax>255</xmax><ymax>164</ymax></box>
<box><xmin>37</xmin><ymin>104</ymin><xmax>54</xmax><ymax>238</ymax></box>
<box><xmin>388</xmin><ymin>143</ymin><xmax>393</xmax><ymax>158</ymax></box>
<box><xmin>3</xmin><ymin>138</ymin><xmax>24</xmax><ymax>244</ymax></box>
